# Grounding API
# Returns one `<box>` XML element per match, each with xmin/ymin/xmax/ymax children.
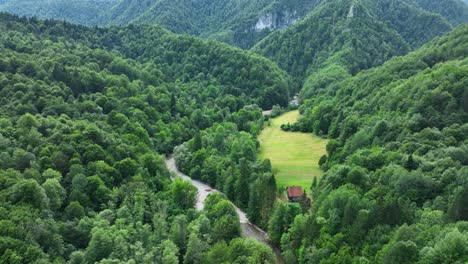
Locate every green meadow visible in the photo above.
<box><xmin>258</xmin><ymin>111</ymin><xmax>328</xmax><ymax>190</ymax></box>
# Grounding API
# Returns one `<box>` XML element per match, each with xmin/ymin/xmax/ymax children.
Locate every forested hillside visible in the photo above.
<box><xmin>0</xmin><ymin>0</ymin><xmax>466</xmax><ymax>263</ymax></box>
<box><xmin>105</xmin><ymin>0</ymin><xmax>319</xmax><ymax>48</ymax></box>
<box><xmin>18</xmin><ymin>16</ymin><xmax>291</xmax><ymax>110</ymax></box>
<box><xmin>252</xmin><ymin>0</ymin><xmax>454</xmax><ymax>88</ymax></box>
<box><xmin>1</xmin><ymin>0</ymin><xmax>465</xmax><ymax>50</ymax></box>
<box><xmin>0</xmin><ymin>13</ymin><xmax>288</xmax><ymax>263</ymax></box>
<box><xmin>0</xmin><ymin>0</ymin><xmax>116</xmax><ymax>25</ymax></box>
<box><xmin>276</xmin><ymin>25</ymin><xmax>468</xmax><ymax>263</ymax></box>
<box><xmin>0</xmin><ymin>0</ymin><xmax>318</xmax><ymax>48</ymax></box>
<box><xmin>409</xmin><ymin>0</ymin><xmax>468</xmax><ymax>25</ymax></box>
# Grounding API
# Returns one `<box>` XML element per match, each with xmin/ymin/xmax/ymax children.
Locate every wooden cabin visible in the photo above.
<box><xmin>287</xmin><ymin>186</ymin><xmax>303</xmax><ymax>202</ymax></box>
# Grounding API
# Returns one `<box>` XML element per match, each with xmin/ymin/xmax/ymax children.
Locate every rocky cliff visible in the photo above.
<box><xmin>254</xmin><ymin>10</ymin><xmax>301</xmax><ymax>32</ymax></box>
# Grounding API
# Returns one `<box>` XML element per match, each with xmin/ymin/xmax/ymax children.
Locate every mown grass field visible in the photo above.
<box><xmin>258</xmin><ymin>111</ymin><xmax>328</xmax><ymax>190</ymax></box>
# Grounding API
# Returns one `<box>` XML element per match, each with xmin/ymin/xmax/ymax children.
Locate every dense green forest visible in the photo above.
<box><xmin>252</xmin><ymin>0</ymin><xmax>455</xmax><ymax>87</ymax></box>
<box><xmin>0</xmin><ymin>0</ymin><xmax>466</xmax><ymax>263</ymax></box>
<box><xmin>104</xmin><ymin>0</ymin><xmax>319</xmax><ymax>48</ymax></box>
<box><xmin>0</xmin><ymin>0</ymin><xmax>117</xmax><ymax>25</ymax></box>
<box><xmin>174</xmin><ymin>120</ymin><xmax>278</xmax><ymax>229</ymax></box>
<box><xmin>0</xmin><ymin>13</ymin><xmax>289</xmax><ymax>263</ymax></box>
<box><xmin>278</xmin><ymin>25</ymin><xmax>468</xmax><ymax>263</ymax></box>
<box><xmin>409</xmin><ymin>0</ymin><xmax>468</xmax><ymax>25</ymax></box>
<box><xmin>4</xmin><ymin>0</ymin><xmax>465</xmax><ymax>50</ymax></box>
<box><xmin>0</xmin><ymin>0</ymin><xmax>318</xmax><ymax>48</ymax></box>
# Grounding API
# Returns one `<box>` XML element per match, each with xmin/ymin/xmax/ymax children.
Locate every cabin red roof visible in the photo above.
<box><xmin>287</xmin><ymin>186</ymin><xmax>303</xmax><ymax>198</ymax></box>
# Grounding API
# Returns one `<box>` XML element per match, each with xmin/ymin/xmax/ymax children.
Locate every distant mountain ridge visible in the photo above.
<box><xmin>0</xmin><ymin>0</ymin><xmax>318</xmax><ymax>48</ymax></box>
<box><xmin>0</xmin><ymin>0</ymin><xmax>117</xmax><ymax>25</ymax></box>
<box><xmin>104</xmin><ymin>0</ymin><xmax>320</xmax><ymax>48</ymax></box>
<box><xmin>252</xmin><ymin>0</ymin><xmax>456</xmax><ymax>90</ymax></box>
<box><xmin>0</xmin><ymin>0</ymin><xmax>465</xmax><ymax>78</ymax></box>
<box><xmin>409</xmin><ymin>0</ymin><xmax>468</xmax><ymax>25</ymax></box>
<box><xmin>2</xmin><ymin>0</ymin><xmax>465</xmax><ymax>49</ymax></box>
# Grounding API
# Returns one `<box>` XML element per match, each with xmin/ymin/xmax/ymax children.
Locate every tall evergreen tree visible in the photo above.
<box><xmin>236</xmin><ymin>158</ymin><xmax>250</xmax><ymax>208</ymax></box>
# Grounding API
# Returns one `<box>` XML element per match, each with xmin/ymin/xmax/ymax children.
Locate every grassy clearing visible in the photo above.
<box><xmin>258</xmin><ymin>111</ymin><xmax>328</xmax><ymax>190</ymax></box>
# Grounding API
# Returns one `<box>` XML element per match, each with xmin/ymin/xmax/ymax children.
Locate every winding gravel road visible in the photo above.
<box><xmin>165</xmin><ymin>156</ymin><xmax>270</xmax><ymax>244</ymax></box>
<box><xmin>168</xmin><ymin>96</ymin><xmax>301</xmax><ymax>261</ymax></box>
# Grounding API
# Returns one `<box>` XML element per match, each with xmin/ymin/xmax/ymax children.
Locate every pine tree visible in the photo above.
<box><xmin>405</xmin><ymin>154</ymin><xmax>418</xmax><ymax>171</ymax></box>
<box><xmin>192</xmin><ymin>132</ymin><xmax>202</xmax><ymax>152</ymax></box>
<box><xmin>161</xmin><ymin>240</ymin><xmax>179</xmax><ymax>264</ymax></box>
<box><xmin>184</xmin><ymin>233</ymin><xmax>205</xmax><ymax>264</ymax></box>
<box><xmin>170</xmin><ymin>93</ymin><xmax>177</xmax><ymax>115</ymax></box>
<box><xmin>236</xmin><ymin>158</ymin><xmax>250</xmax><ymax>208</ymax></box>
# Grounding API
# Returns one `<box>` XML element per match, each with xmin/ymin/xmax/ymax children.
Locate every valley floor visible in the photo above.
<box><xmin>258</xmin><ymin>111</ymin><xmax>327</xmax><ymax>190</ymax></box>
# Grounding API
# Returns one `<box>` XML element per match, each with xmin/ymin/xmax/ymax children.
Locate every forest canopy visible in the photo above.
<box><xmin>0</xmin><ymin>0</ymin><xmax>466</xmax><ymax>263</ymax></box>
<box><xmin>275</xmin><ymin>25</ymin><xmax>468</xmax><ymax>264</ymax></box>
<box><xmin>0</xmin><ymin>13</ymin><xmax>287</xmax><ymax>263</ymax></box>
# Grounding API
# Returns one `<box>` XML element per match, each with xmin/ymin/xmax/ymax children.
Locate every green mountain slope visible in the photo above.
<box><xmin>409</xmin><ymin>0</ymin><xmax>468</xmax><ymax>25</ymax></box>
<box><xmin>252</xmin><ymin>0</ymin><xmax>453</xmax><ymax>88</ymax></box>
<box><xmin>0</xmin><ymin>13</ymin><xmax>288</xmax><ymax>263</ymax></box>
<box><xmin>0</xmin><ymin>0</ymin><xmax>318</xmax><ymax>48</ymax></box>
<box><xmin>0</xmin><ymin>0</ymin><xmax>116</xmax><ymax>25</ymax></box>
<box><xmin>1</xmin><ymin>0</ymin><xmax>464</xmax><ymax>50</ymax></box>
<box><xmin>28</xmin><ymin>17</ymin><xmax>291</xmax><ymax>109</ymax></box>
<box><xmin>114</xmin><ymin>0</ymin><xmax>319</xmax><ymax>48</ymax></box>
<box><xmin>276</xmin><ymin>24</ymin><xmax>468</xmax><ymax>264</ymax></box>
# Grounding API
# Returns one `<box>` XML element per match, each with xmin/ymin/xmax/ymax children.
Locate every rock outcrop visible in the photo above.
<box><xmin>254</xmin><ymin>10</ymin><xmax>300</xmax><ymax>32</ymax></box>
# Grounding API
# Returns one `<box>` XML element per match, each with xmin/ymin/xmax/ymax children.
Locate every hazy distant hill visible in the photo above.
<box><xmin>409</xmin><ymin>0</ymin><xmax>468</xmax><ymax>25</ymax></box>
<box><xmin>0</xmin><ymin>0</ymin><xmax>116</xmax><ymax>25</ymax></box>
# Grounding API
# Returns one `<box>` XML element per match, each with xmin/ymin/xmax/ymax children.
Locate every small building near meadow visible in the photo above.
<box><xmin>287</xmin><ymin>186</ymin><xmax>303</xmax><ymax>202</ymax></box>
